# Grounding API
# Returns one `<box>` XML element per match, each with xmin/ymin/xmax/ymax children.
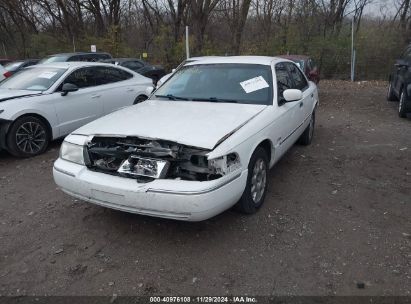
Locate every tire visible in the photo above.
<box><xmin>398</xmin><ymin>90</ymin><xmax>409</xmax><ymax>118</ymax></box>
<box><xmin>387</xmin><ymin>81</ymin><xmax>398</xmax><ymax>101</ymax></box>
<box><xmin>6</xmin><ymin>116</ymin><xmax>50</xmax><ymax>157</ymax></box>
<box><xmin>133</xmin><ymin>95</ymin><xmax>148</xmax><ymax>105</ymax></box>
<box><xmin>298</xmin><ymin>110</ymin><xmax>315</xmax><ymax>145</ymax></box>
<box><xmin>235</xmin><ymin>147</ymin><xmax>269</xmax><ymax>214</ymax></box>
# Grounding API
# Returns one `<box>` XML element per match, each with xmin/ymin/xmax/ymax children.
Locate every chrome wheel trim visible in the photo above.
<box><xmin>15</xmin><ymin>121</ymin><xmax>46</xmax><ymax>154</ymax></box>
<box><xmin>250</xmin><ymin>158</ymin><xmax>267</xmax><ymax>204</ymax></box>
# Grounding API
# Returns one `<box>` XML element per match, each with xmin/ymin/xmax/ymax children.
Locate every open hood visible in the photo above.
<box><xmin>73</xmin><ymin>99</ymin><xmax>267</xmax><ymax>150</ymax></box>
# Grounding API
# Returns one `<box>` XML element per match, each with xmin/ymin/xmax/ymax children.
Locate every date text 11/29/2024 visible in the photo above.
<box><xmin>149</xmin><ymin>296</ymin><xmax>258</xmax><ymax>303</ymax></box>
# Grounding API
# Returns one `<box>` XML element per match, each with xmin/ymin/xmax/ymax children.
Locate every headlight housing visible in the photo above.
<box><xmin>60</xmin><ymin>141</ymin><xmax>85</xmax><ymax>165</ymax></box>
<box><xmin>209</xmin><ymin>153</ymin><xmax>241</xmax><ymax>176</ymax></box>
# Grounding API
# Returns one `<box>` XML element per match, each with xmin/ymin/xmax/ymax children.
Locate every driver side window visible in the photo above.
<box><xmin>58</xmin><ymin>67</ymin><xmax>97</xmax><ymax>90</ymax></box>
<box><xmin>275</xmin><ymin>63</ymin><xmax>293</xmax><ymax>105</ymax></box>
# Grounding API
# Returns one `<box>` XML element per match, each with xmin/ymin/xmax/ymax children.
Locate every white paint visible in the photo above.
<box><xmin>240</xmin><ymin>76</ymin><xmax>269</xmax><ymax>93</ymax></box>
<box><xmin>73</xmin><ymin>100</ymin><xmax>267</xmax><ymax>150</ymax></box>
<box><xmin>0</xmin><ymin>62</ymin><xmax>153</xmax><ymax>140</ymax></box>
<box><xmin>53</xmin><ymin>56</ymin><xmax>320</xmax><ymax>222</ymax></box>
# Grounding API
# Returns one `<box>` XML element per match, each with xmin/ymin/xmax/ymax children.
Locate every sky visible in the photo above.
<box><xmin>363</xmin><ymin>0</ymin><xmax>397</xmax><ymax>17</ymax></box>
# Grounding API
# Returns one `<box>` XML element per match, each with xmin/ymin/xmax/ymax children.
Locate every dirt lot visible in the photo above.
<box><xmin>0</xmin><ymin>81</ymin><xmax>410</xmax><ymax>297</ymax></box>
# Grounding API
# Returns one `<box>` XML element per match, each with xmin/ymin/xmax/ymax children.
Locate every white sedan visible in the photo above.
<box><xmin>0</xmin><ymin>62</ymin><xmax>153</xmax><ymax>157</ymax></box>
<box><xmin>53</xmin><ymin>56</ymin><xmax>319</xmax><ymax>221</ymax></box>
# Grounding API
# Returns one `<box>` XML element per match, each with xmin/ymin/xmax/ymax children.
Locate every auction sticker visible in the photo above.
<box><xmin>240</xmin><ymin>76</ymin><xmax>269</xmax><ymax>93</ymax></box>
<box><xmin>38</xmin><ymin>72</ymin><xmax>57</xmax><ymax>79</ymax></box>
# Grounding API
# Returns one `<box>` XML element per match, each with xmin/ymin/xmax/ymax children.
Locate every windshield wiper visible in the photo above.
<box><xmin>154</xmin><ymin>94</ymin><xmax>189</xmax><ymax>101</ymax></box>
<box><xmin>192</xmin><ymin>97</ymin><xmax>238</xmax><ymax>103</ymax></box>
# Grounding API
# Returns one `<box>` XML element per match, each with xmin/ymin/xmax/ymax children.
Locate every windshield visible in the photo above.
<box><xmin>0</xmin><ymin>67</ymin><xmax>67</xmax><ymax>91</ymax></box>
<box><xmin>153</xmin><ymin>63</ymin><xmax>273</xmax><ymax>105</ymax></box>
<box><xmin>39</xmin><ymin>55</ymin><xmax>68</xmax><ymax>64</ymax></box>
<box><xmin>4</xmin><ymin>61</ymin><xmax>23</xmax><ymax>71</ymax></box>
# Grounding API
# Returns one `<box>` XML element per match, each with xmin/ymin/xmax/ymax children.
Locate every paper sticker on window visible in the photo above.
<box><xmin>240</xmin><ymin>76</ymin><xmax>269</xmax><ymax>93</ymax></box>
<box><xmin>38</xmin><ymin>72</ymin><xmax>57</xmax><ymax>79</ymax></box>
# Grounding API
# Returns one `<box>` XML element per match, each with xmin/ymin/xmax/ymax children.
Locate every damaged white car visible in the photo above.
<box><xmin>53</xmin><ymin>56</ymin><xmax>319</xmax><ymax>221</ymax></box>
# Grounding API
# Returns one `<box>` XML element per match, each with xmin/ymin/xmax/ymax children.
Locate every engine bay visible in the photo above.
<box><xmin>85</xmin><ymin>136</ymin><xmax>235</xmax><ymax>182</ymax></box>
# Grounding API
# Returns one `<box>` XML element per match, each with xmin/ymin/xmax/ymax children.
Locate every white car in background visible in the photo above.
<box><xmin>54</xmin><ymin>56</ymin><xmax>318</xmax><ymax>221</ymax></box>
<box><xmin>0</xmin><ymin>62</ymin><xmax>153</xmax><ymax>157</ymax></box>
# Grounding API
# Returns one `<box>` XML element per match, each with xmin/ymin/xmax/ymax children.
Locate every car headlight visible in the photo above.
<box><xmin>209</xmin><ymin>153</ymin><xmax>241</xmax><ymax>175</ymax></box>
<box><xmin>60</xmin><ymin>141</ymin><xmax>85</xmax><ymax>165</ymax></box>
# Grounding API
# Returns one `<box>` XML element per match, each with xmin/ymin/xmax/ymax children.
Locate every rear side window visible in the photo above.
<box><xmin>275</xmin><ymin>63</ymin><xmax>293</xmax><ymax>105</ymax></box>
<box><xmin>286</xmin><ymin>62</ymin><xmax>308</xmax><ymax>91</ymax></box>
<box><xmin>94</xmin><ymin>67</ymin><xmax>133</xmax><ymax>85</ymax></box>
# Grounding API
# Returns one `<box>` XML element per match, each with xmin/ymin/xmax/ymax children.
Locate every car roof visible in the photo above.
<box><xmin>278</xmin><ymin>55</ymin><xmax>309</xmax><ymax>61</ymax></box>
<box><xmin>110</xmin><ymin>58</ymin><xmax>142</xmax><ymax>61</ymax></box>
<box><xmin>47</xmin><ymin>52</ymin><xmax>111</xmax><ymax>57</ymax></box>
<box><xmin>185</xmin><ymin>56</ymin><xmax>291</xmax><ymax>66</ymax></box>
<box><xmin>33</xmin><ymin>62</ymin><xmax>121</xmax><ymax>69</ymax></box>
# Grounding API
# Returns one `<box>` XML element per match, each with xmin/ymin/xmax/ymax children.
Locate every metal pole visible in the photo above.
<box><xmin>185</xmin><ymin>26</ymin><xmax>190</xmax><ymax>59</ymax></box>
<box><xmin>2</xmin><ymin>42</ymin><xmax>7</xmax><ymax>57</ymax></box>
<box><xmin>72</xmin><ymin>36</ymin><xmax>76</xmax><ymax>52</ymax></box>
<box><xmin>351</xmin><ymin>18</ymin><xmax>354</xmax><ymax>81</ymax></box>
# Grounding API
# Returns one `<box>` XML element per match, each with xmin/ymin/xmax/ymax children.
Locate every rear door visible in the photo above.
<box><xmin>93</xmin><ymin>66</ymin><xmax>138</xmax><ymax>114</ymax></box>
<box><xmin>53</xmin><ymin>67</ymin><xmax>104</xmax><ymax>136</ymax></box>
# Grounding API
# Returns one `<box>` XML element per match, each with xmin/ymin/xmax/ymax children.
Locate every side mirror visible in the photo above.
<box><xmin>171</xmin><ymin>68</ymin><xmax>176</xmax><ymax>73</ymax></box>
<box><xmin>283</xmin><ymin>89</ymin><xmax>303</xmax><ymax>102</ymax></box>
<box><xmin>61</xmin><ymin>83</ymin><xmax>79</xmax><ymax>96</ymax></box>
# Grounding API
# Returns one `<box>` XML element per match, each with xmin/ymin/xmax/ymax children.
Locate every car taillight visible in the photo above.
<box><xmin>3</xmin><ymin>71</ymin><xmax>12</xmax><ymax>78</ymax></box>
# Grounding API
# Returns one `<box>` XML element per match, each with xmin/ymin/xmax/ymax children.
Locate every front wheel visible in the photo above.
<box><xmin>398</xmin><ymin>90</ymin><xmax>409</xmax><ymax>118</ymax></box>
<box><xmin>235</xmin><ymin>147</ymin><xmax>269</xmax><ymax>214</ymax></box>
<box><xmin>6</xmin><ymin>116</ymin><xmax>50</xmax><ymax>157</ymax></box>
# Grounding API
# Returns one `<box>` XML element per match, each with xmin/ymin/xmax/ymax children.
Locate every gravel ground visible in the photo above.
<box><xmin>0</xmin><ymin>80</ymin><xmax>410</xmax><ymax>296</ymax></box>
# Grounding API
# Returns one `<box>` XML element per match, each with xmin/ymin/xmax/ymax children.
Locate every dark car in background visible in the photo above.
<box><xmin>39</xmin><ymin>52</ymin><xmax>112</xmax><ymax>64</ymax></box>
<box><xmin>279</xmin><ymin>55</ymin><xmax>320</xmax><ymax>84</ymax></box>
<box><xmin>102</xmin><ymin>58</ymin><xmax>166</xmax><ymax>84</ymax></box>
<box><xmin>387</xmin><ymin>46</ymin><xmax>411</xmax><ymax>118</ymax></box>
<box><xmin>3</xmin><ymin>59</ymin><xmax>39</xmax><ymax>76</ymax></box>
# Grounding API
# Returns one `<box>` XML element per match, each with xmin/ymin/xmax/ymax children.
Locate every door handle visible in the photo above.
<box><xmin>299</xmin><ymin>102</ymin><xmax>303</xmax><ymax>108</ymax></box>
<box><xmin>91</xmin><ymin>94</ymin><xmax>101</xmax><ymax>98</ymax></box>
<box><xmin>126</xmin><ymin>88</ymin><xmax>134</xmax><ymax>92</ymax></box>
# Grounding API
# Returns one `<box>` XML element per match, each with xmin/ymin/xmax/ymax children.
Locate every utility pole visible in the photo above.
<box><xmin>185</xmin><ymin>26</ymin><xmax>190</xmax><ymax>59</ymax></box>
<box><xmin>351</xmin><ymin>18</ymin><xmax>355</xmax><ymax>82</ymax></box>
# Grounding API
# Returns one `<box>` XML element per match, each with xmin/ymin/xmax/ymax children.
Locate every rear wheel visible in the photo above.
<box><xmin>235</xmin><ymin>147</ymin><xmax>269</xmax><ymax>214</ymax></box>
<box><xmin>6</xmin><ymin>116</ymin><xmax>50</xmax><ymax>157</ymax></box>
<box><xmin>398</xmin><ymin>90</ymin><xmax>409</xmax><ymax>118</ymax></box>
<box><xmin>387</xmin><ymin>81</ymin><xmax>398</xmax><ymax>101</ymax></box>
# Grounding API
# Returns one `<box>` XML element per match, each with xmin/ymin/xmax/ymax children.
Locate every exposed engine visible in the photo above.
<box><xmin>85</xmin><ymin>136</ymin><xmax>230</xmax><ymax>182</ymax></box>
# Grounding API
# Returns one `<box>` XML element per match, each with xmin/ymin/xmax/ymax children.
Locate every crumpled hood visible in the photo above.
<box><xmin>74</xmin><ymin>99</ymin><xmax>267</xmax><ymax>149</ymax></box>
<box><xmin>0</xmin><ymin>89</ymin><xmax>42</xmax><ymax>102</ymax></box>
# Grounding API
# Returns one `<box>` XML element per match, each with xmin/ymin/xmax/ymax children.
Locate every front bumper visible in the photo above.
<box><xmin>53</xmin><ymin>158</ymin><xmax>248</xmax><ymax>221</ymax></box>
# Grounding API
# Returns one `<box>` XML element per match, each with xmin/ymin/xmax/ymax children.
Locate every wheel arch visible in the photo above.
<box><xmin>9</xmin><ymin>113</ymin><xmax>53</xmax><ymax>141</ymax></box>
<box><xmin>247</xmin><ymin>139</ymin><xmax>274</xmax><ymax>168</ymax></box>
